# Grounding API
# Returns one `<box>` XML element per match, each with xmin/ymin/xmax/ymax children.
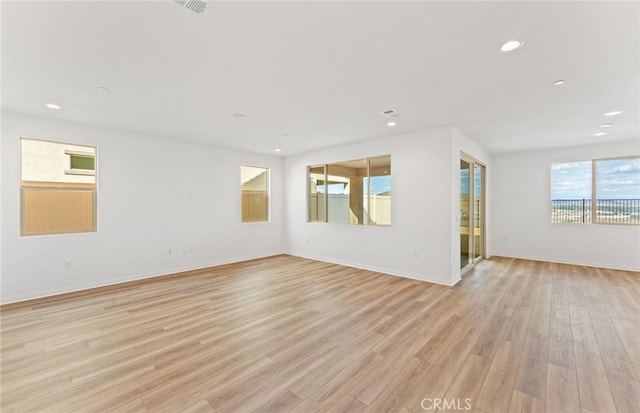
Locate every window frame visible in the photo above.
<box><xmin>64</xmin><ymin>149</ymin><xmax>96</xmax><ymax>176</ymax></box>
<box><xmin>240</xmin><ymin>165</ymin><xmax>270</xmax><ymax>223</ymax></box>
<box><xmin>307</xmin><ymin>155</ymin><xmax>391</xmax><ymax>227</ymax></box>
<box><xmin>551</xmin><ymin>154</ymin><xmax>640</xmax><ymax>226</ymax></box>
<box><xmin>20</xmin><ymin>136</ymin><xmax>98</xmax><ymax>237</ymax></box>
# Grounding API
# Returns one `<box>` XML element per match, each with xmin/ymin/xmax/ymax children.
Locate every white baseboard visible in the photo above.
<box><xmin>1</xmin><ymin>251</ymin><xmax>285</xmax><ymax>305</ymax></box>
<box><xmin>287</xmin><ymin>252</ymin><xmax>456</xmax><ymax>287</ymax></box>
<box><xmin>489</xmin><ymin>252</ymin><xmax>640</xmax><ymax>273</ymax></box>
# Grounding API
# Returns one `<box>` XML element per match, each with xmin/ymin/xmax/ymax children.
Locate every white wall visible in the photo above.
<box><xmin>7</xmin><ymin>109</ymin><xmax>635</xmax><ymax>304</ymax></box>
<box><xmin>491</xmin><ymin>139</ymin><xmax>640</xmax><ymax>271</ymax></box>
<box><xmin>284</xmin><ymin>127</ymin><xmax>467</xmax><ymax>285</ymax></box>
<box><xmin>1</xmin><ymin>111</ymin><xmax>284</xmax><ymax>303</ymax></box>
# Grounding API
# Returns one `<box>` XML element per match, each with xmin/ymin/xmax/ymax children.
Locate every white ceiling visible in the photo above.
<box><xmin>2</xmin><ymin>1</ymin><xmax>638</xmax><ymax>156</ymax></box>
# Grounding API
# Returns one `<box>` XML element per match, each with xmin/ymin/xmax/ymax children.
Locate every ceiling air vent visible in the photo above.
<box><xmin>381</xmin><ymin>109</ymin><xmax>400</xmax><ymax>119</ymax></box>
<box><xmin>175</xmin><ymin>0</ymin><xmax>207</xmax><ymax>14</ymax></box>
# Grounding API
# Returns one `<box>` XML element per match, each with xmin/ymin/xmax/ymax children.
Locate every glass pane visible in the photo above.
<box><xmin>241</xmin><ymin>166</ymin><xmax>269</xmax><ymax>222</ymax></box>
<box><xmin>473</xmin><ymin>164</ymin><xmax>482</xmax><ymax>260</ymax></box>
<box><xmin>308</xmin><ymin>156</ymin><xmax>391</xmax><ymax>226</ymax></box>
<box><xmin>308</xmin><ymin>165</ymin><xmax>326</xmax><ymax>222</ymax></box>
<box><xmin>21</xmin><ymin>138</ymin><xmax>97</xmax><ymax>236</ymax></box>
<box><xmin>550</xmin><ymin>161</ymin><xmax>592</xmax><ymax>223</ymax></box>
<box><xmin>22</xmin><ymin>186</ymin><xmax>95</xmax><ymax>235</ymax></box>
<box><xmin>70</xmin><ymin>155</ymin><xmax>95</xmax><ymax>171</ymax></box>
<box><xmin>366</xmin><ymin>155</ymin><xmax>391</xmax><ymax>225</ymax></box>
<box><xmin>595</xmin><ymin>158</ymin><xmax>640</xmax><ymax>224</ymax></box>
<box><xmin>460</xmin><ymin>159</ymin><xmax>470</xmax><ymax>269</ymax></box>
<box><xmin>327</xmin><ymin>159</ymin><xmax>367</xmax><ymax>224</ymax></box>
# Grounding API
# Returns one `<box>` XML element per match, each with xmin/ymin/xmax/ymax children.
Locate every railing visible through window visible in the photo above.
<box><xmin>551</xmin><ymin>156</ymin><xmax>640</xmax><ymax>225</ymax></box>
<box><xmin>552</xmin><ymin>199</ymin><xmax>640</xmax><ymax>224</ymax></box>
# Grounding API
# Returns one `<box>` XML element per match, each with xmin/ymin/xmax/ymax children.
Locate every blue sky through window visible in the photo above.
<box><xmin>551</xmin><ymin>158</ymin><xmax>640</xmax><ymax>200</ymax></box>
<box><xmin>365</xmin><ymin>175</ymin><xmax>392</xmax><ymax>195</ymax></box>
<box><xmin>551</xmin><ymin>161</ymin><xmax>591</xmax><ymax>200</ymax></box>
<box><xmin>596</xmin><ymin>158</ymin><xmax>640</xmax><ymax>199</ymax></box>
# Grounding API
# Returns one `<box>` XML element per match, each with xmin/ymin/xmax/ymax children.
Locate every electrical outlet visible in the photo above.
<box><xmin>65</xmin><ymin>261</ymin><xmax>72</xmax><ymax>269</ymax></box>
<box><xmin>168</xmin><ymin>249</ymin><xmax>173</xmax><ymax>255</ymax></box>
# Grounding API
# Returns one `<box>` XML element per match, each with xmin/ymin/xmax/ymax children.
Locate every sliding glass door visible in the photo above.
<box><xmin>473</xmin><ymin>164</ymin><xmax>483</xmax><ymax>263</ymax></box>
<box><xmin>460</xmin><ymin>159</ymin><xmax>471</xmax><ymax>269</ymax></box>
<box><xmin>460</xmin><ymin>155</ymin><xmax>485</xmax><ymax>271</ymax></box>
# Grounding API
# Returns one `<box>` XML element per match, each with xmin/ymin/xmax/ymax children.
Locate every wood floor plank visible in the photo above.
<box><xmin>548</xmin><ymin>314</ymin><xmax>576</xmax><ymax>370</ymax></box>
<box><xmin>361</xmin><ymin>356</ymin><xmax>421</xmax><ymax>412</ymax></box>
<box><xmin>607</xmin><ymin>373</ymin><xmax>640</xmax><ymax>413</ymax></box>
<box><xmin>107</xmin><ymin>397</ymin><xmax>149</xmax><ymax>413</ymax></box>
<box><xmin>591</xmin><ymin>319</ymin><xmax>638</xmax><ymax>381</ymax></box>
<box><xmin>546</xmin><ymin>363</ymin><xmax>580</xmax><ymax>413</ymax></box>
<box><xmin>441</xmin><ymin>354</ymin><xmax>492</xmax><ymax>412</ymax></box>
<box><xmin>1</xmin><ymin>255</ymin><xmax>638</xmax><ymax>413</ymax></box>
<box><xmin>325</xmin><ymin>393</ymin><xmax>368</xmax><ymax>413</ymax></box>
<box><xmin>509</xmin><ymin>390</ymin><xmax>545</xmax><ymax>413</ymax></box>
<box><xmin>611</xmin><ymin>317</ymin><xmax>640</xmax><ymax>365</ymax></box>
<box><xmin>475</xmin><ymin>340</ymin><xmax>522</xmax><ymax>413</ymax></box>
<box><xmin>397</xmin><ymin>329</ymin><xmax>478</xmax><ymax>411</ymax></box>
<box><xmin>506</xmin><ymin>305</ymin><xmax>533</xmax><ymax>344</ymax></box>
<box><xmin>347</xmin><ymin>332</ymin><xmax>430</xmax><ymax>404</ymax></box>
<box><xmin>288</xmin><ymin>330</ymin><xmax>384</xmax><ymax>399</ymax></box>
<box><xmin>570</xmin><ymin>304</ymin><xmax>597</xmax><ymax>344</ymax></box>
<box><xmin>575</xmin><ymin>363</ymin><xmax>617</xmax><ymax>413</ymax></box>
<box><xmin>290</xmin><ymin>351</ymin><xmax>385</xmax><ymax>413</ymax></box>
<box><xmin>251</xmin><ymin>389</ymin><xmax>302</xmax><ymax>413</ymax></box>
<box><xmin>514</xmin><ymin>331</ymin><xmax>548</xmax><ymax>401</ymax></box>
<box><xmin>529</xmin><ymin>284</ymin><xmax>551</xmax><ymax>336</ymax></box>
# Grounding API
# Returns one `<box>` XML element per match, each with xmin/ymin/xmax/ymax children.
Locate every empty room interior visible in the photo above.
<box><xmin>1</xmin><ymin>1</ymin><xmax>640</xmax><ymax>413</ymax></box>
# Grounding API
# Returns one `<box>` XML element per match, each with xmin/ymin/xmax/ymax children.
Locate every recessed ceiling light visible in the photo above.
<box><xmin>97</xmin><ymin>86</ymin><xmax>110</xmax><ymax>92</ymax></box>
<box><xmin>500</xmin><ymin>39</ymin><xmax>524</xmax><ymax>52</ymax></box>
<box><xmin>274</xmin><ymin>148</ymin><xmax>281</xmax><ymax>152</ymax></box>
<box><xmin>593</xmin><ymin>132</ymin><xmax>607</xmax><ymax>136</ymax></box>
<box><xmin>603</xmin><ymin>110</ymin><xmax>623</xmax><ymax>116</ymax></box>
<box><xmin>387</xmin><ymin>121</ymin><xmax>397</xmax><ymax>127</ymax></box>
<box><xmin>552</xmin><ymin>80</ymin><xmax>565</xmax><ymax>86</ymax></box>
<box><xmin>45</xmin><ymin>103</ymin><xmax>61</xmax><ymax>110</ymax></box>
<box><xmin>600</xmin><ymin>123</ymin><xmax>613</xmax><ymax>128</ymax></box>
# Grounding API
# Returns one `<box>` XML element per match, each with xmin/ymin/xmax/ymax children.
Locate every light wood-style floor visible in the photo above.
<box><xmin>1</xmin><ymin>255</ymin><xmax>639</xmax><ymax>413</ymax></box>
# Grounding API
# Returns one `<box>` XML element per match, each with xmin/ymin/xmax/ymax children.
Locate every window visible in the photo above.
<box><xmin>65</xmin><ymin>150</ymin><xmax>95</xmax><ymax>176</ymax></box>
<box><xmin>308</xmin><ymin>155</ymin><xmax>391</xmax><ymax>226</ymax></box>
<box><xmin>551</xmin><ymin>156</ymin><xmax>640</xmax><ymax>225</ymax></box>
<box><xmin>595</xmin><ymin>157</ymin><xmax>640</xmax><ymax>224</ymax></box>
<box><xmin>241</xmin><ymin>166</ymin><xmax>269</xmax><ymax>222</ymax></box>
<box><xmin>21</xmin><ymin>138</ymin><xmax>97</xmax><ymax>236</ymax></box>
